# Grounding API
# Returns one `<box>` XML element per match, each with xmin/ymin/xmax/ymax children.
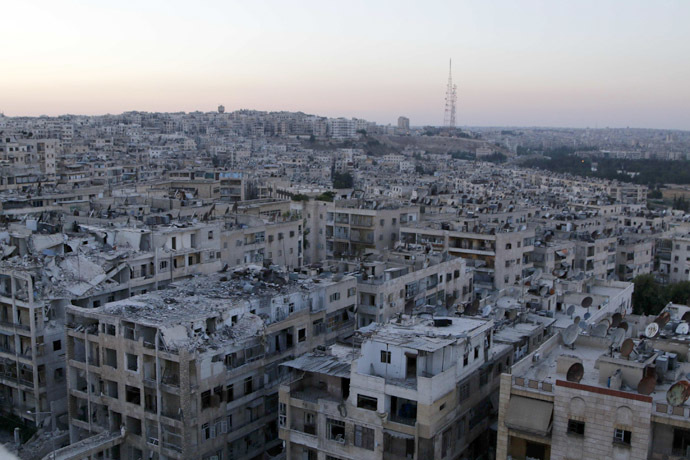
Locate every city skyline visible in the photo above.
<box><xmin>2</xmin><ymin>0</ymin><xmax>689</xmax><ymax>130</ymax></box>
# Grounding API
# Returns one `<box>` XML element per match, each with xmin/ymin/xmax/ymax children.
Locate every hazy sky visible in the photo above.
<box><xmin>2</xmin><ymin>0</ymin><xmax>689</xmax><ymax>129</ymax></box>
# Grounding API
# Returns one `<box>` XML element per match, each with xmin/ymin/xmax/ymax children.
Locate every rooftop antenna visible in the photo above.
<box><xmin>443</xmin><ymin>59</ymin><xmax>457</xmax><ymax>128</ymax></box>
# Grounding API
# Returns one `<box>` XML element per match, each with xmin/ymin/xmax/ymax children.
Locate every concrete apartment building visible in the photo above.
<box><xmin>0</xmin><ymin>220</ymin><xmax>224</xmax><ymax>430</ymax></box>
<box><xmin>279</xmin><ymin>315</ymin><xmax>514</xmax><ymax>460</ymax></box>
<box><xmin>303</xmin><ymin>199</ymin><xmax>419</xmax><ymax>262</ymax></box>
<box><xmin>221</xmin><ymin>214</ymin><xmax>303</xmax><ymax>270</ymax></box>
<box><xmin>616</xmin><ymin>236</ymin><xmax>654</xmax><ymax>282</ymax></box>
<box><xmin>572</xmin><ymin>234</ymin><xmax>617</xmax><ymax>280</ymax></box>
<box><xmin>325</xmin><ymin>250</ymin><xmax>473</xmax><ymax>327</ymax></box>
<box><xmin>657</xmin><ymin>233</ymin><xmax>690</xmax><ymax>284</ymax></box>
<box><xmin>400</xmin><ymin>220</ymin><xmax>535</xmax><ymax>290</ymax></box>
<box><xmin>62</xmin><ymin>268</ymin><xmax>357</xmax><ymax>460</ymax></box>
<box><xmin>496</xmin><ymin>302</ymin><xmax>690</xmax><ymax>460</ymax></box>
<box><xmin>531</xmin><ymin>239</ymin><xmax>576</xmax><ymax>277</ymax></box>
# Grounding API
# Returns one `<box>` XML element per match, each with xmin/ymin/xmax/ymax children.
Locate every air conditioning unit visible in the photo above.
<box><xmin>533</xmin><ymin>353</ymin><xmax>541</xmax><ymax>363</ymax></box>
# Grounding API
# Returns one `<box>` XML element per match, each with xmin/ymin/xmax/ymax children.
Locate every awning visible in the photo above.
<box><xmin>555</xmin><ymin>249</ymin><xmax>568</xmax><ymax>258</ymax></box>
<box><xmin>504</xmin><ymin>395</ymin><xmax>553</xmax><ymax>437</ymax></box>
<box><xmin>383</xmin><ymin>429</ymin><xmax>414</xmax><ymax>440</ymax></box>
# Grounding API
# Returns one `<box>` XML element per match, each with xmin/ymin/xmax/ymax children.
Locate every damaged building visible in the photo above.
<box><xmin>63</xmin><ymin>267</ymin><xmax>357</xmax><ymax>460</ymax></box>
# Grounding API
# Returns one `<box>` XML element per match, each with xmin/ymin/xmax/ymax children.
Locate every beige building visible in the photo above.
<box><xmin>400</xmin><ymin>220</ymin><xmax>535</xmax><ymax>290</ymax></box>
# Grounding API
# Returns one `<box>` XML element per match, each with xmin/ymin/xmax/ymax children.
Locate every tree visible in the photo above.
<box><xmin>632</xmin><ymin>274</ymin><xmax>667</xmax><ymax>315</ymax></box>
<box><xmin>332</xmin><ymin>172</ymin><xmax>354</xmax><ymax>189</ymax></box>
<box><xmin>648</xmin><ymin>189</ymin><xmax>663</xmax><ymax>199</ymax></box>
<box><xmin>316</xmin><ymin>191</ymin><xmax>335</xmax><ymax>202</ymax></box>
<box><xmin>667</xmin><ymin>281</ymin><xmax>690</xmax><ymax>306</ymax></box>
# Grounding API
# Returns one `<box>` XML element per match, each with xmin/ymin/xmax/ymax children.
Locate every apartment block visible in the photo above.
<box><xmin>279</xmin><ymin>315</ymin><xmax>514</xmax><ymax>460</ymax></box>
<box><xmin>400</xmin><ymin>220</ymin><xmax>535</xmax><ymax>290</ymax></box>
<box><xmin>64</xmin><ymin>269</ymin><xmax>357</xmax><ymax>460</ymax></box>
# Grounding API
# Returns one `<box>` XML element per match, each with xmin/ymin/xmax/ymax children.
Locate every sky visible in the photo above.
<box><xmin>1</xmin><ymin>0</ymin><xmax>689</xmax><ymax>130</ymax></box>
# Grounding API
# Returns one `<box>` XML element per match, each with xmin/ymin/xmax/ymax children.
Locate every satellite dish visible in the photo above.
<box><xmin>584</xmin><ymin>312</ymin><xmax>591</xmax><ymax>320</ymax></box>
<box><xmin>611</xmin><ymin>313</ymin><xmax>622</xmax><ymax>328</ymax></box>
<box><xmin>566</xmin><ymin>305</ymin><xmax>575</xmax><ymax>316</ymax></box>
<box><xmin>578</xmin><ymin>321</ymin><xmax>587</xmax><ymax>330</ymax></box>
<box><xmin>532</xmin><ymin>268</ymin><xmax>543</xmax><ymax>280</ymax></box>
<box><xmin>592</xmin><ymin>323</ymin><xmax>609</xmax><ymax>338</ymax></box>
<box><xmin>619</xmin><ymin>321</ymin><xmax>628</xmax><ymax>332</ymax></box>
<box><xmin>539</xmin><ymin>286</ymin><xmax>549</xmax><ymax>297</ymax></box>
<box><xmin>611</xmin><ymin>328</ymin><xmax>625</xmax><ymax>348</ymax></box>
<box><xmin>666</xmin><ymin>381</ymin><xmax>690</xmax><ymax>406</ymax></box>
<box><xmin>581</xmin><ymin>296</ymin><xmax>593</xmax><ymax>308</ymax></box>
<box><xmin>645</xmin><ymin>322</ymin><xmax>660</xmax><ymax>338</ymax></box>
<box><xmin>566</xmin><ymin>363</ymin><xmax>584</xmax><ymax>383</ymax></box>
<box><xmin>561</xmin><ymin>324</ymin><xmax>579</xmax><ymax>347</ymax></box>
<box><xmin>573</xmin><ymin>316</ymin><xmax>581</xmax><ymax>325</ymax></box>
<box><xmin>656</xmin><ymin>311</ymin><xmax>671</xmax><ymax>329</ymax></box>
<box><xmin>481</xmin><ymin>305</ymin><xmax>492</xmax><ymax>317</ymax></box>
<box><xmin>637</xmin><ymin>376</ymin><xmax>656</xmax><ymax>396</ymax></box>
<box><xmin>620</xmin><ymin>338</ymin><xmax>634</xmax><ymax>358</ymax></box>
<box><xmin>677</xmin><ymin>322</ymin><xmax>690</xmax><ymax>335</ymax></box>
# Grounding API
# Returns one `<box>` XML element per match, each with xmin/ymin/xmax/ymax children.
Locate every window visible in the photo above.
<box><xmin>613</xmin><ymin>428</ymin><xmax>631</xmax><ymax>445</ymax></box>
<box><xmin>459</xmin><ymin>382</ymin><xmax>470</xmax><ymax>401</ymax></box>
<box><xmin>126</xmin><ymin>353</ymin><xmax>138</xmax><ymax>372</ymax></box>
<box><xmin>380</xmin><ymin>350</ymin><xmax>391</xmax><ymax>364</ymax></box>
<box><xmin>53</xmin><ymin>340</ymin><xmax>62</xmax><ymax>351</ymax></box>
<box><xmin>673</xmin><ymin>428</ymin><xmax>690</xmax><ymax>456</ymax></box>
<box><xmin>441</xmin><ymin>427</ymin><xmax>452</xmax><ymax>457</ymax></box>
<box><xmin>160</xmin><ymin>260</ymin><xmax>168</xmax><ymax>270</ymax></box>
<box><xmin>290</xmin><ymin>231</ymin><xmax>295</xmax><ymax>238</ymax></box>
<box><xmin>329</xmin><ymin>292</ymin><xmax>341</xmax><ymax>302</ymax></box>
<box><xmin>298</xmin><ymin>328</ymin><xmax>306</xmax><ymax>342</ymax></box>
<box><xmin>568</xmin><ymin>419</ymin><xmax>585</xmax><ymax>436</ymax></box>
<box><xmin>54</xmin><ymin>367</ymin><xmax>64</xmax><ymax>381</ymax></box>
<box><xmin>208</xmin><ymin>231</ymin><xmax>214</xmax><ymax>240</ymax></box>
<box><xmin>201</xmin><ymin>390</ymin><xmax>212</xmax><ymax>409</ymax></box>
<box><xmin>244</xmin><ymin>376</ymin><xmax>253</xmax><ymax>394</ymax></box>
<box><xmin>202</xmin><ymin>422</ymin><xmax>212</xmax><ymax>440</ymax></box>
<box><xmin>474</xmin><ymin>346</ymin><xmax>480</xmax><ymax>360</ymax></box>
<box><xmin>327</xmin><ymin>418</ymin><xmax>345</xmax><ymax>442</ymax></box>
<box><xmin>357</xmin><ymin>394</ymin><xmax>377</xmax><ymax>411</ymax></box>
<box><xmin>347</xmin><ymin>287</ymin><xmax>356</xmax><ymax>298</ymax></box>
<box><xmin>278</xmin><ymin>403</ymin><xmax>286</xmax><ymax>427</ymax></box>
<box><xmin>268</xmin><ymin>235</ymin><xmax>274</xmax><ymax>243</ymax></box>
<box><xmin>354</xmin><ymin>425</ymin><xmax>374</xmax><ymax>450</ymax></box>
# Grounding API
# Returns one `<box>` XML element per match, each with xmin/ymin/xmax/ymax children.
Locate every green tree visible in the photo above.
<box><xmin>632</xmin><ymin>274</ymin><xmax>667</xmax><ymax>315</ymax></box>
<box><xmin>667</xmin><ymin>281</ymin><xmax>690</xmax><ymax>306</ymax></box>
<box><xmin>332</xmin><ymin>172</ymin><xmax>354</xmax><ymax>189</ymax></box>
<box><xmin>316</xmin><ymin>191</ymin><xmax>335</xmax><ymax>202</ymax></box>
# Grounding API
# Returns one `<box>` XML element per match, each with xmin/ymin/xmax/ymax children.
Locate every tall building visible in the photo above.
<box><xmin>397</xmin><ymin>117</ymin><xmax>410</xmax><ymax>131</ymax></box>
